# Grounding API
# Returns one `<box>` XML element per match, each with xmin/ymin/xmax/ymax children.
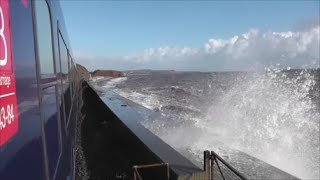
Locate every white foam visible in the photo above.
<box><xmin>198</xmin><ymin>70</ymin><xmax>320</xmax><ymax>179</ymax></box>
<box><xmin>112</xmin><ymin>69</ymin><xmax>320</xmax><ymax>179</ymax></box>
<box><xmin>115</xmin><ymin>89</ymin><xmax>161</xmax><ymax>110</ymax></box>
<box><xmin>102</xmin><ymin>77</ymin><xmax>127</xmax><ymax>89</ymax></box>
<box><xmin>90</xmin><ymin>76</ymin><xmax>106</xmax><ymax>82</ymax></box>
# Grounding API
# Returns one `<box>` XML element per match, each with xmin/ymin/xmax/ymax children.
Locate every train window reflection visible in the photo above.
<box><xmin>59</xmin><ymin>33</ymin><xmax>69</xmax><ymax>76</ymax></box>
<box><xmin>34</xmin><ymin>0</ymin><xmax>54</xmax><ymax>76</ymax></box>
<box><xmin>59</xmin><ymin>32</ymin><xmax>71</xmax><ymax>124</ymax></box>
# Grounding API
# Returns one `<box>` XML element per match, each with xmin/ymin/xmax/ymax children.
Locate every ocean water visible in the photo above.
<box><xmin>96</xmin><ymin>69</ymin><xmax>320</xmax><ymax>179</ymax></box>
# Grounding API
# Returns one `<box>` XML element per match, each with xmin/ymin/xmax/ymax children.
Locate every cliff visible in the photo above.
<box><xmin>76</xmin><ymin>64</ymin><xmax>90</xmax><ymax>80</ymax></box>
<box><xmin>75</xmin><ymin>64</ymin><xmax>125</xmax><ymax>80</ymax></box>
<box><xmin>91</xmin><ymin>70</ymin><xmax>124</xmax><ymax>78</ymax></box>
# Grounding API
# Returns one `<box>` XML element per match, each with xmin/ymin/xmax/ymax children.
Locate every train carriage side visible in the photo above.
<box><xmin>0</xmin><ymin>0</ymin><xmax>80</xmax><ymax>180</ymax></box>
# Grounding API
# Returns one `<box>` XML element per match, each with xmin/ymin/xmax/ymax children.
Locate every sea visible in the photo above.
<box><xmin>93</xmin><ymin>68</ymin><xmax>320</xmax><ymax>179</ymax></box>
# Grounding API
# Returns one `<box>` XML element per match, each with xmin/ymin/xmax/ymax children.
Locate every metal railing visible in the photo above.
<box><xmin>131</xmin><ymin>151</ymin><xmax>247</xmax><ymax>180</ymax></box>
<box><xmin>133</xmin><ymin>162</ymin><xmax>170</xmax><ymax>180</ymax></box>
<box><xmin>204</xmin><ymin>150</ymin><xmax>248</xmax><ymax>180</ymax></box>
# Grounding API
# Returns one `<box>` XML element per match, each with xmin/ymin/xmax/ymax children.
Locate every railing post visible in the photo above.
<box><xmin>210</xmin><ymin>151</ymin><xmax>214</xmax><ymax>180</ymax></box>
<box><xmin>166</xmin><ymin>163</ymin><xmax>170</xmax><ymax>180</ymax></box>
<box><xmin>204</xmin><ymin>150</ymin><xmax>211</xmax><ymax>180</ymax></box>
<box><xmin>133</xmin><ymin>166</ymin><xmax>137</xmax><ymax>180</ymax></box>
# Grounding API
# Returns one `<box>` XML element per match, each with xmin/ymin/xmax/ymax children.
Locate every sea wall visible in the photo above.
<box><xmin>75</xmin><ymin>81</ymin><xmax>204</xmax><ymax>179</ymax></box>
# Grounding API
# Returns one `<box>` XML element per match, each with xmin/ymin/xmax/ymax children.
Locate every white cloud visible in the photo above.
<box><xmin>75</xmin><ymin>25</ymin><xmax>320</xmax><ymax>71</ymax></box>
<box><xmin>124</xmin><ymin>46</ymin><xmax>199</xmax><ymax>62</ymax></box>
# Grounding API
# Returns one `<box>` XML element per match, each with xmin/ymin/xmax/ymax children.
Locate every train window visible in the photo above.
<box><xmin>34</xmin><ymin>0</ymin><xmax>54</xmax><ymax>76</ymax></box>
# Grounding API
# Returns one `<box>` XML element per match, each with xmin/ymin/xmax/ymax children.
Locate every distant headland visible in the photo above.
<box><xmin>76</xmin><ymin>64</ymin><xmax>125</xmax><ymax>81</ymax></box>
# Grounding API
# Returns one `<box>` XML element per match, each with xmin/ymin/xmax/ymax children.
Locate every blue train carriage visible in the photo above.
<box><xmin>0</xmin><ymin>0</ymin><xmax>302</xmax><ymax>180</ymax></box>
<box><xmin>0</xmin><ymin>0</ymin><xmax>81</xmax><ymax>179</ymax></box>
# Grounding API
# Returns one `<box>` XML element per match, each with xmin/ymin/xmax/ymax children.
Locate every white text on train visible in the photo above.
<box><xmin>0</xmin><ymin>104</ymin><xmax>14</xmax><ymax>130</ymax></box>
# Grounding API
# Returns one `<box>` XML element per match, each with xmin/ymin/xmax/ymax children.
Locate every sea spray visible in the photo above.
<box><xmin>96</xmin><ymin>69</ymin><xmax>320</xmax><ymax>179</ymax></box>
<box><xmin>201</xmin><ymin>69</ymin><xmax>319</xmax><ymax>179</ymax></box>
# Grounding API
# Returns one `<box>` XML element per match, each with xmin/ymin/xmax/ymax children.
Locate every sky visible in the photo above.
<box><xmin>60</xmin><ymin>1</ymin><xmax>320</xmax><ymax>71</ymax></box>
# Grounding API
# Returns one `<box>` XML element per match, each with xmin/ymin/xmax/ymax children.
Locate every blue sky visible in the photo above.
<box><xmin>60</xmin><ymin>1</ymin><xmax>320</xmax><ymax>71</ymax></box>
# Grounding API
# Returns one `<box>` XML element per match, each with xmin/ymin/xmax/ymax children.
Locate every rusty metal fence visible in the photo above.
<box><xmin>204</xmin><ymin>150</ymin><xmax>248</xmax><ymax>180</ymax></box>
<box><xmin>131</xmin><ymin>150</ymin><xmax>248</xmax><ymax>180</ymax></box>
<box><xmin>133</xmin><ymin>162</ymin><xmax>170</xmax><ymax>180</ymax></box>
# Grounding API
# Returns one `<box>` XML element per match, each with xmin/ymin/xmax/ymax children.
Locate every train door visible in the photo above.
<box><xmin>33</xmin><ymin>0</ymin><xmax>62</xmax><ymax>179</ymax></box>
<box><xmin>58</xmin><ymin>31</ymin><xmax>71</xmax><ymax>129</ymax></box>
<box><xmin>57</xmin><ymin>27</ymin><xmax>73</xmax><ymax>179</ymax></box>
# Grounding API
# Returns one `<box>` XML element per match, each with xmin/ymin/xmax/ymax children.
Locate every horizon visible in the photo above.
<box><xmin>81</xmin><ymin>65</ymin><xmax>320</xmax><ymax>74</ymax></box>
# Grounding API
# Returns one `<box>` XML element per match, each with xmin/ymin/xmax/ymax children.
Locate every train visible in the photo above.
<box><xmin>0</xmin><ymin>0</ymin><xmax>81</xmax><ymax>179</ymax></box>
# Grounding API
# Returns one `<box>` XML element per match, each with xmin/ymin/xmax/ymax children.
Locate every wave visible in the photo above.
<box><xmin>102</xmin><ymin>77</ymin><xmax>127</xmax><ymax>89</ymax></box>
<box><xmin>111</xmin><ymin>69</ymin><xmax>320</xmax><ymax>179</ymax></box>
<box><xmin>114</xmin><ymin>90</ymin><xmax>161</xmax><ymax>110</ymax></box>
